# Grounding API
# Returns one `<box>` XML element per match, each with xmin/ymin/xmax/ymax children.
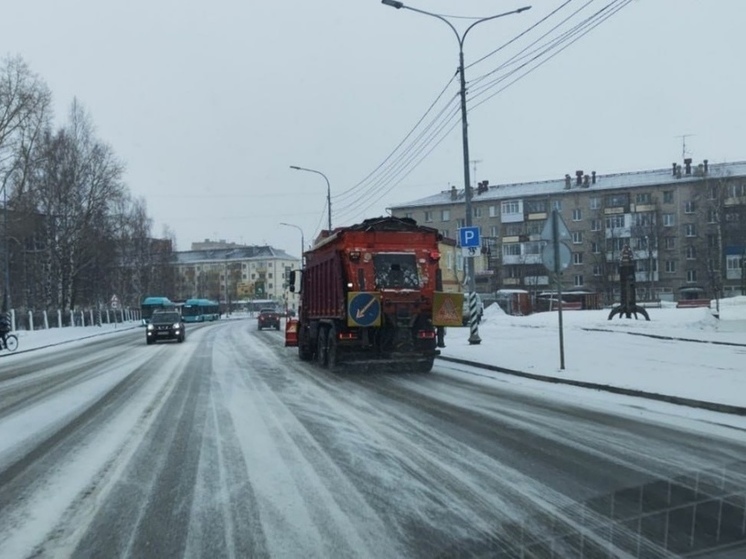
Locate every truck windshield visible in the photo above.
<box><xmin>373</xmin><ymin>253</ymin><xmax>419</xmax><ymax>289</ymax></box>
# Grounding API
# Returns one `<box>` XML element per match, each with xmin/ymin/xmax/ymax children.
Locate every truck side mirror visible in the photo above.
<box><xmin>288</xmin><ymin>270</ymin><xmax>296</xmax><ymax>292</ymax></box>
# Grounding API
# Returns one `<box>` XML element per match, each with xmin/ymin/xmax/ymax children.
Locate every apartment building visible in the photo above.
<box><xmin>390</xmin><ymin>159</ymin><xmax>746</xmax><ymax>303</ymax></box>
<box><xmin>173</xmin><ymin>245</ymin><xmax>300</xmax><ymax>309</ymax></box>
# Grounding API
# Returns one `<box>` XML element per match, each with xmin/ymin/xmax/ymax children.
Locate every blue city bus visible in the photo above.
<box><xmin>182</xmin><ymin>298</ymin><xmax>220</xmax><ymax>322</ymax></box>
<box><xmin>201</xmin><ymin>299</ymin><xmax>220</xmax><ymax>321</ymax></box>
<box><xmin>141</xmin><ymin>296</ymin><xmax>176</xmax><ymax>324</ymax></box>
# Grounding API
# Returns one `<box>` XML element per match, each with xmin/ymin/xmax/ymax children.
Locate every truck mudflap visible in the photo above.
<box><xmin>285</xmin><ymin>318</ymin><xmax>299</xmax><ymax>347</ymax></box>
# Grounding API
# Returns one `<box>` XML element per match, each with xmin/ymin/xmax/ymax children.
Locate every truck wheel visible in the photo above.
<box><xmin>299</xmin><ymin>344</ymin><xmax>313</xmax><ymax>361</ymax></box>
<box><xmin>316</xmin><ymin>328</ymin><xmax>328</xmax><ymax>367</ymax></box>
<box><xmin>327</xmin><ymin>327</ymin><xmax>339</xmax><ymax>369</ymax></box>
<box><xmin>415</xmin><ymin>357</ymin><xmax>435</xmax><ymax>373</ymax></box>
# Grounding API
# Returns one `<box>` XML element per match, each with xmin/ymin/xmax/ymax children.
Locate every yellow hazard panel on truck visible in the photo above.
<box><xmin>347</xmin><ymin>292</ymin><xmax>382</xmax><ymax>327</ymax></box>
<box><xmin>433</xmin><ymin>292</ymin><xmax>464</xmax><ymax>327</ymax></box>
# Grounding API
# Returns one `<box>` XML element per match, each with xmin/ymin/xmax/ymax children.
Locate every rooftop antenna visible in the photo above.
<box><xmin>677</xmin><ymin>133</ymin><xmax>694</xmax><ymax>160</ymax></box>
<box><xmin>470</xmin><ymin>159</ymin><xmax>482</xmax><ymax>188</ymax></box>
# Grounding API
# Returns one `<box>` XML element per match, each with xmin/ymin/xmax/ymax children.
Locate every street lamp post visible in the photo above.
<box><xmin>280</xmin><ymin>222</ymin><xmax>305</xmax><ymax>264</ymax></box>
<box><xmin>382</xmin><ymin>0</ymin><xmax>530</xmax><ymax>344</ymax></box>
<box><xmin>289</xmin><ymin>166</ymin><xmax>332</xmax><ymax>233</ymax></box>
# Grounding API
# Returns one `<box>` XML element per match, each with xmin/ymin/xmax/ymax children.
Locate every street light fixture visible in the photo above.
<box><xmin>381</xmin><ymin>0</ymin><xmax>530</xmax><ymax>345</ymax></box>
<box><xmin>289</xmin><ymin>165</ymin><xmax>332</xmax><ymax>233</ymax></box>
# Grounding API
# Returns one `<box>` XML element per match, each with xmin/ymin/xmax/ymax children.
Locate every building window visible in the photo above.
<box><xmin>663</xmin><ymin>191</ymin><xmax>674</xmax><ymax>204</ymax></box>
<box><xmin>489</xmin><ymin>205</ymin><xmax>498</xmax><ymax>218</ymax></box>
<box><xmin>525</xmin><ymin>199</ymin><xmax>547</xmax><ymax>213</ymax></box>
<box><xmin>686</xmin><ymin>270</ymin><xmax>697</xmax><ymax>283</ymax></box>
<box><xmin>489</xmin><ymin>225</ymin><xmax>499</xmax><ymax>237</ymax></box>
<box><xmin>424</xmin><ymin>211</ymin><xmax>433</xmax><ymax>222</ymax></box>
<box><xmin>663</xmin><ymin>214</ymin><xmax>675</xmax><ymax>227</ymax></box>
<box><xmin>524</xmin><ymin>242</ymin><xmax>542</xmax><ymax>255</ymax></box>
<box><xmin>502</xmin><ymin>200</ymin><xmax>520</xmax><ymax>215</ymax></box>
<box><xmin>591</xmin><ymin>241</ymin><xmax>601</xmax><ymax>254</ymax></box>
<box><xmin>268</xmin><ymin>283</ymin><xmax>273</xmax><ymax>289</ymax></box>
<box><xmin>686</xmin><ymin>245</ymin><xmax>696</xmax><ymax>259</ymax></box>
<box><xmin>589</xmin><ymin>197</ymin><xmax>601</xmax><ymax>210</ymax></box>
<box><xmin>726</xmin><ymin>255</ymin><xmax>743</xmax><ymax>272</ymax></box>
<box><xmin>634</xmin><ymin>212</ymin><xmax>656</xmax><ymax>227</ymax></box>
<box><xmin>605</xmin><ymin>193</ymin><xmax>628</xmax><ymax>208</ymax></box>
<box><xmin>552</xmin><ymin>200</ymin><xmax>562</xmax><ymax>211</ymax></box>
<box><xmin>473</xmin><ymin>207</ymin><xmax>482</xmax><ymax>218</ymax></box>
<box><xmin>727</xmin><ymin>183</ymin><xmax>746</xmax><ymax>198</ymax></box>
<box><xmin>685</xmin><ymin>224</ymin><xmax>697</xmax><ymax>237</ymax></box>
<box><xmin>441</xmin><ymin>209</ymin><xmax>450</xmax><ymax>221</ymax></box>
<box><xmin>572</xmin><ymin>231</ymin><xmax>583</xmax><ymax>244</ymax></box>
<box><xmin>504</xmin><ymin>223</ymin><xmax>522</xmax><ymax>236</ymax></box>
<box><xmin>251</xmin><ymin>273</ymin><xmax>256</xmax><ymax>279</ymax></box>
<box><xmin>636</xmin><ymin>193</ymin><xmax>651</xmax><ymax>204</ymax></box>
<box><xmin>590</xmin><ymin>219</ymin><xmax>601</xmax><ymax>231</ymax></box>
<box><xmin>441</xmin><ymin>229</ymin><xmax>450</xmax><ymax>239</ymax></box>
<box><xmin>708</xmin><ymin>234</ymin><xmax>719</xmax><ymax>249</ymax></box>
<box><xmin>572</xmin><ymin>208</ymin><xmax>582</xmax><ymax>221</ymax></box>
<box><xmin>574</xmin><ymin>275</ymin><xmax>584</xmax><ymax>287</ymax></box>
<box><xmin>457</xmin><ymin>218</ymin><xmax>465</xmax><ymax>228</ymax></box>
<box><xmin>502</xmin><ymin>244</ymin><xmax>521</xmax><ymax>256</ymax></box>
<box><xmin>707</xmin><ymin>209</ymin><xmax>717</xmax><ymax>223</ymax></box>
<box><xmin>606</xmin><ymin>215</ymin><xmax>624</xmax><ymax>229</ymax></box>
<box><xmin>665</xmin><ymin>260</ymin><xmax>677</xmax><ymax>273</ymax></box>
<box><xmin>593</xmin><ymin>264</ymin><xmax>602</xmax><ymax>276</ymax></box>
<box><xmin>684</xmin><ymin>201</ymin><xmax>696</xmax><ymax>214</ymax></box>
<box><xmin>405</xmin><ymin>212</ymin><xmax>413</xmax><ymax>219</ymax></box>
<box><xmin>573</xmin><ymin>252</ymin><xmax>583</xmax><ymax>265</ymax></box>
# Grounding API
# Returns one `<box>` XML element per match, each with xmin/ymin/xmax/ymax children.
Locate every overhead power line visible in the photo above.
<box><xmin>335</xmin><ymin>0</ymin><xmax>632</xmax><ymax>223</ymax></box>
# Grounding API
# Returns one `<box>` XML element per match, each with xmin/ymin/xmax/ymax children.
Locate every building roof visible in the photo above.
<box><xmin>390</xmin><ymin>160</ymin><xmax>746</xmax><ymax>210</ymax></box>
<box><xmin>174</xmin><ymin>245</ymin><xmax>297</xmax><ymax>265</ymax></box>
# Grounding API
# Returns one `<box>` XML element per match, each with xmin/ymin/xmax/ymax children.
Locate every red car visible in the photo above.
<box><xmin>257</xmin><ymin>308</ymin><xmax>281</xmax><ymax>330</ymax></box>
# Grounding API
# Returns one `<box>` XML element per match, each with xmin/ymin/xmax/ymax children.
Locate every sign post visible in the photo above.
<box><xmin>457</xmin><ymin>226</ymin><xmax>482</xmax><ymax>344</ymax></box>
<box><xmin>541</xmin><ymin>210</ymin><xmax>571</xmax><ymax>370</ymax></box>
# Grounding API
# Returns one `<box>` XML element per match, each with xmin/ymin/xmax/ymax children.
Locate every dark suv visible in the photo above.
<box><xmin>146</xmin><ymin>311</ymin><xmax>185</xmax><ymax>344</ymax></box>
<box><xmin>257</xmin><ymin>308</ymin><xmax>281</xmax><ymax>330</ymax></box>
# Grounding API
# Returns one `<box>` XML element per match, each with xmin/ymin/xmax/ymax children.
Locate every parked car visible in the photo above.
<box><xmin>146</xmin><ymin>310</ymin><xmax>185</xmax><ymax>344</ymax></box>
<box><xmin>257</xmin><ymin>308</ymin><xmax>281</xmax><ymax>330</ymax></box>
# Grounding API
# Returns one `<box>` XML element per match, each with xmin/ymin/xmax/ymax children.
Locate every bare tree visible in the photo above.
<box><xmin>0</xmin><ymin>55</ymin><xmax>51</xmax><ymax>310</ymax></box>
<box><xmin>21</xmin><ymin>100</ymin><xmax>126</xmax><ymax>309</ymax></box>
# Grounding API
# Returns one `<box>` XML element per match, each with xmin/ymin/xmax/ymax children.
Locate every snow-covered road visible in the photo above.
<box><xmin>1</xmin><ymin>319</ymin><xmax>744</xmax><ymax>558</ymax></box>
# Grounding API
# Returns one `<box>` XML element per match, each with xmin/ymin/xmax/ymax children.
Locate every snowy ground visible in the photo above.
<box><xmin>442</xmin><ymin>296</ymin><xmax>746</xmax><ymax>410</ymax></box>
<box><xmin>1</xmin><ymin>312</ymin><xmax>745</xmax><ymax>557</ymax></box>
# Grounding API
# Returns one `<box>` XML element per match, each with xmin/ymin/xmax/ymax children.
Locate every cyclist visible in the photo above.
<box><xmin>0</xmin><ymin>311</ymin><xmax>11</xmax><ymax>349</ymax></box>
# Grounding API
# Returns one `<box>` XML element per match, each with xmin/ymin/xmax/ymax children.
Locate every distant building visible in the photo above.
<box><xmin>190</xmin><ymin>239</ymin><xmax>247</xmax><ymax>251</ymax></box>
<box><xmin>390</xmin><ymin>158</ymin><xmax>746</xmax><ymax>304</ymax></box>
<box><xmin>173</xmin><ymin>245</ymin><xmax>300</xmax><ymax>310</ymax></box>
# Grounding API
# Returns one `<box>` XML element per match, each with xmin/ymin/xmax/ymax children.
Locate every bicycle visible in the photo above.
<box><xmin>0</xmin><ymin>333</ymin><xmax>18</xmax><ymax>352</ymax></box>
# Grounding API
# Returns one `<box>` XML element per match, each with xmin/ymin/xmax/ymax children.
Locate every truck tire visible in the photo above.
<box><xmin>316</xmin><ymin>327</ymin><xmax>328</xmax><ymax>367</ymax></box>
<box><xmin>299</xmin><ymin>344</ymin><xmax>313</xmax><ymax>361</ymax></box>
<box><xmin>415</xmin><ymin>357</ymin><xmax>435</xmax><ymax>373</ymax></box>
<box><xmin>327</xmin><ymin>327</ymin><xmax>339</xmax><ymax>369</ymax></box>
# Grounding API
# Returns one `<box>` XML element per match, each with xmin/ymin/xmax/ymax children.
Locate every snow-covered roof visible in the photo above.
<box><xmin>390</xmin><ymin>161</ymin><xmax>746</xmax><ymax>210</ymax></box>
<box><xmin>174</xmin><ymin>245</ymin><xmax>296</xmax><ymax>265</ymax></box>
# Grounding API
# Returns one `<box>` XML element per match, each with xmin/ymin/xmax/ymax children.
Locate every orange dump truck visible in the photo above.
<box><xmin>285</xmin><ymin>217</ymin><xmax>461</xmax><ymax>372</ymax></box>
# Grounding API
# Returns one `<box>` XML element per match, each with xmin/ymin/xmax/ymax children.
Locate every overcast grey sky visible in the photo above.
<box><xmin>2</xmin><ymin>1</ymin><xmax>744</xmax><ymax>257</ymax></box>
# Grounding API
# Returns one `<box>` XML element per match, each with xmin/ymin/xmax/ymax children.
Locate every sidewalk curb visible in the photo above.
<box><xmin>581</xmin><ymin>327</ymin><xmax>746</xmax><ymax>348</ymax></box>
<box><xmin>1</xmin><ymin>324</ymin><xmax>141</xmax><ymax>358</ymax></box>
<box><xmin>437</xmin><ymin>355</ymin><xmax>746</xmax><ymax>416</ymax></box>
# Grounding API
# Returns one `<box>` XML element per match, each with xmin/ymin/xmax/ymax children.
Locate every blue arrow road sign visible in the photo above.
<box><xmin>347</xmin><ymin>292</ymin><xmax>381</xmax><ymax>327</ymax></box>
<box><xmin>458</xmin><ymin>226</ymin><xmax>480</xmax><ymax>248</ymax></box>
